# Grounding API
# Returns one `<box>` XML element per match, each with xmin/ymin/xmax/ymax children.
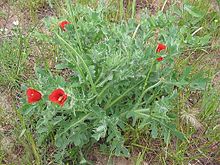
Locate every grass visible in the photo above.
<box><xmin>0</xmin><ymin>0</ymin><xmax>219</xmax><ymax>164</ymax></box>
<box><xmin>0</xmin><ymin>37</ymin><xmax>24</xmax><ymax>88</ymax></box>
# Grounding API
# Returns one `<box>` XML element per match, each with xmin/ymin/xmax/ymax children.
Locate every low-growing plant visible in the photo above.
<box><xmin>20</xmin><ymin>2</ymin><xmax>214</xmax><ymax>164</ymax></box>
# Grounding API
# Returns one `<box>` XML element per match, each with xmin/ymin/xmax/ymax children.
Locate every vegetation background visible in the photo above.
<box><xmin>0</xmin><ymin>0</ymin><xmax>219</xmax><ymax>164</ymax></box>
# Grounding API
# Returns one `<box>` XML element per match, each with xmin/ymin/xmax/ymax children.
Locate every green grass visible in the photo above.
<box><xmin>0</xmin><ymin>0</ymin><xmax>219</xmax><ymax>164</ymax></box>
<box><xmin>0</xmin><ymin>33</ymin><xmax>26</xmax><ymax>88</ymax></box>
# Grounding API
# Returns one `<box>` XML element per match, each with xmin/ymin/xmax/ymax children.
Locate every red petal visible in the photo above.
<box><xmin>156</xmin><ymin>57</ymin><xmax>164</xmax><ymax>62</ymax></box>
<box><xmin>59</xmin><ymin>94</ymin><xmax>68</xmax><ymax>106</ymax></box>
<box><xmin>26</xmin><ymin>88</ymin><xmax>42</xmax><ymax>103</ymax></box>
<box><xmin>49</xmin><ymin>88</ymin><xmax>68</xmax><ymax>106</ymax></box>
<box><xmin>49</xmin><ymin>89</ymin><xmax>64</xmax><ymax>101</ymax></box>
<box><xmin>156</xmin><ymin>43</ymin><xmax>166</xmax><ymax>53</ymax></box>
<box><xmin>59</xmin><ymin>21</ymin><xmax>70</xmax><ymax>31</ymax></box>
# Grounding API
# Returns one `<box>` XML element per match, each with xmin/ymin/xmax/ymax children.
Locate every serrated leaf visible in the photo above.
<box><xmin>163</xmin><ymin>128</ymin><xmax>171</xmax><ymax>145</ymax></box>
<box><xmin>92</xmin><ymin>123</ymin><xmax>107</xmax><ymax>141</ymax></box>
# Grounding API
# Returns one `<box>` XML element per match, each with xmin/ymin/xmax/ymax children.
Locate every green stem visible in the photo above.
<box><xmin>104</xmin><ymin>80</ymin><xmax>144</xmax><ymax>110</ymax></box>
<box><xmin>97</xmin><ymin>83</ymin><xmax>111</xmax><ymax>99</ymax></box>
<box><xmin>65</xmin><ymin>0</ymin><xmax>83</xmax><ymax>51</ymax></box>
<box><xmin>56</xmin><ymin>33</ymin><xmax>97</xmax><ymax>93</ymax></box>
<box><xmin>72</xmin><ymin>19</ymin><xmax>83</xmax><ymax>51</ymax></box>
<box><xmin>131</xmin><ymin>60</ymin><xmax>155</xmax><ymax>110</ymax></box>
<box><xmin>64</xmin><ymin>56</ymin><xmax>86</xmax><ymax>83</ymax></box>
<box><xmin>143</xmin><ymin>60</ymin><xmax>155</xmax><ymax>90</ymax></box>
<box><xmin>133</xmin><ymin>79</ymin><xmax>163</xmax><ymax>110</ymax></box>
<box><xmin>59</xmin><ymin>113</ymin><xmax>91</xmax><ymax>136</ymax></box>
<box><xmin>119</xmin><ymin>0</ymin><xmax>124</xmax><ymax>20</ymax></box>
<box><xmin>16</xmin><ymin>109</ymin><xmax>41</xmax><ymax>164</ymax></box>
<box><xmin>16</xmin><ymin>28</ymin><xmax>23</xmax><ymax>76</ymax></box>
<box><xmin>131</xmin><ymin>0</ymin><xmax>136</xmax><ymax>19</ymax></box>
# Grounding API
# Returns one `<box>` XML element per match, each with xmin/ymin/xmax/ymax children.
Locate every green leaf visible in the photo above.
<box><xmin>165</xmin><ymin>123</ymin><xmax>188</xmax><ymax>141</ymax></box>
<box><xmin>55</xmin><ymin>63</ymin><xmax>69</xmax><ymax>70</ymax></box>
<box><xmin>20</xmin><ymin>104</ymin><xmax>37</xmax><ymax>115</ymax></box>
<box><xmin>92</xmin><ymin>121</ymin><xmax>107</xmax><ymax>141</ymax></box>
<box><xmin>190</xmin><ymin>78</ymin><xmax>208</xmax><ymax>90</ymax></box>
<box><xmin>200</xmin><ymin>35</ymin><xmax>211</xmax><ymax>46</ymax></box>
<box><xmin>163</xmin><ymin>128</ymin><xmax>171</xmax><ymax>145</ymax></box>
<box><xmin>55</xmin><ymin>135</ymin><xmax>67</xmax><ymax>149</ymax></box>
<box><xmin>184</xmin><ymin>4</ymin><xmax>203</xmax><ymax>18</ymax></box>
<box><xmin>151</xmin><ymin>122</ymin><xmax>158</xmax><ymax>138</ymax></box>
<box><xmin>19</xmin><ymin>129</ymin><xmax>26</xmax><ymax>138</ymax></box>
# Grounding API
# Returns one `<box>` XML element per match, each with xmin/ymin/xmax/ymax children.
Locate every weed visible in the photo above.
<box><xmin>18</xmin><ymin>1</ymin><xmax>220</xmax><ymax>164</ymax></box>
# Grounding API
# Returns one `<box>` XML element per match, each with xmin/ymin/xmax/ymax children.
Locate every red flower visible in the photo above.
<box><xmin>49</xmin><ymin>88</ymin><xmax>68</xmax><ymax>106</ymax></box>
<box><xmin>59</xmin><ymin>21</ymin><xmax>70</xmax><ymax>31</ymax></box>
<box><xmin>156</xmin><ymin>57</ymin><xmax>164</xmax><ymax>62</ymax></box>
<box><xmin>26</xmin><ymin>88</ymin><xmax>42</xmax><ymax>103</ymax></box>
<box><xmin>156</xmin><ymin>43</ymin><xmax>166</xmax><ymax>53</ymax></box>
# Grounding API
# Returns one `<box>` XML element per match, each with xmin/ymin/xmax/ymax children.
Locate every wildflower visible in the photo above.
<box><xmin>0</xmin><ymin>28</ymin><xmax>8</xmax><ymax>33</ymax></box>
<box><xmin>156</xmin><ymin>57</ymin><xmax>164</xmax><ymax>62</ymax></box>
<box><xmin>59</xmin><ymin>21</ymin><xmax>70</xmax><ymax>31</ymax></box>
<box><xmin>13</xmin><ymin>20</ymin><xmax>19</xmax><ymax>26</ymax></box>
<box><xmin>26</xmin><ymin>88</ymin><xmax>42</xmax><ymax>103</ymax></box>
<box><xmin>49</xmin><ymin>88</ymin><xmax>68</xmax><ymax>106</ymax></box>
<box><xmin>156</xmin><ymin>43</ymin><xmax>166</xmax><ymax>53</ymax></box>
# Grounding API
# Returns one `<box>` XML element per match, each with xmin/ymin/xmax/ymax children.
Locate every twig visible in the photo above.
<box><xmin>161</xmin><ymin>0</ymin><xmax>168</xmax><ymax>12</ymax></box>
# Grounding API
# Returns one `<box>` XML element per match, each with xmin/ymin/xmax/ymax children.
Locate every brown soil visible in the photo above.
<box><xmin>0</xmin><ymin>87</ymin><xmax>23</xmax><ymax>164</ymax></box>
<box><xmin>0</xmin><ymin>1</ymin><xmax>18</xmax><ymax>31</ymax></box>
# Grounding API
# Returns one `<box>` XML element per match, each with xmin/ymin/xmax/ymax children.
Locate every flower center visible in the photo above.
<box><xmin>58</xmin><ymin>96</ymin><xmax>64</xmax><ymax>102</ymax></box>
